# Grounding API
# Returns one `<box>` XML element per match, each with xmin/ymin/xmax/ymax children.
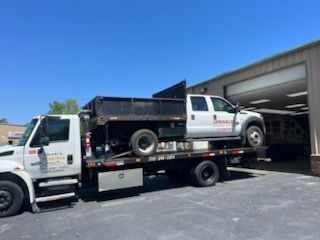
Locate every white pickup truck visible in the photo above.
<box><xmin>186</xmin><ymin>94</ymin><xmax>265</xmax><ymax>144</ymax></box>
<box><xmin>82</xmin><ymin>81</ymin><xmax>265</xmax><ymax>157</ymax></box>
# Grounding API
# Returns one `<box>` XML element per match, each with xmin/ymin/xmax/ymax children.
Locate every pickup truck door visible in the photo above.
<box><xmin>23</xmin><ymin>117</ymin><xmax>76</xmax><ymax>179</ymax></box>
<box><xmin>210</xmin><ymin>97</ymin><xmax>241</xmax><ymax>137</ymax></box>
<box><xmin>186</xmin><ymin>96</ymin><xmax>214</xmax><ymax>138</ymax></box>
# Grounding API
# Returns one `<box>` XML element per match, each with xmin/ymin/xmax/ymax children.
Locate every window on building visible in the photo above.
<box><xmin>191</xmin><ymin>97</ymin><xmax>208</xmax><ymax>111</ymax></box>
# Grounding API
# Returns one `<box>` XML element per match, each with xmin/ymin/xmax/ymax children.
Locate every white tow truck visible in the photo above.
<box><xmin>0</xmin><ymin>82</ymin><xmax>266</xmax><ymax>217</ymax></box>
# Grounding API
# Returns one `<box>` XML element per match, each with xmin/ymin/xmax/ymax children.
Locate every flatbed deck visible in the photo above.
<box><xmin>85</xmin><ymin>146</ymin><xmax>267</xmax><ymax>168</ymax></box>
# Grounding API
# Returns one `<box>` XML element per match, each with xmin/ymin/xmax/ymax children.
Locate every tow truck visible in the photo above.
<box><xmin>0</xmin><ymin>82</ymin><xmax>266</xmax><ymax>217</ymax></box>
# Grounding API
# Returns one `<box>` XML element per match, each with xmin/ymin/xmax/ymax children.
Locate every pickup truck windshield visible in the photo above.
<box><xmin>17</xmin><ymin>119</ymin><xmax>38</xmax><ymax>146</ymax></box>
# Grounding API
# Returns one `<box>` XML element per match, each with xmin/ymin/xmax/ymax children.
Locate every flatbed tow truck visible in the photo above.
<box><xmin>0</xmin><ymin>81</ymin><xmax>267</xmax><ymax>217</ymax></box>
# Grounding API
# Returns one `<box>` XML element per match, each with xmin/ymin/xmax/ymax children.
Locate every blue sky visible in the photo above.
<box><xmin>1</xmin><ymin>0</ymin><xmax>319</xmax><ymax>124</ymax></box>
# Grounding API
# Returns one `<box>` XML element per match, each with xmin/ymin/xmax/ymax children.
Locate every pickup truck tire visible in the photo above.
<box><xmin>191</xmin><ymin>160</ymin><xmax>219</xmax><ymax>187</ymax></box>
<box><xmin>130</xmin><ymin>129</ymin><xmax>158</xmax><ymax>157</ymax></box>
<box><xmin>246</xmin><ymin>126</ymin><xmax>264</xmax><ymax>147</ymax></box>
<box><xmin>0</xmin><ymin>181</ymin><xmax>24</xmax><ymax>217</ymax></box>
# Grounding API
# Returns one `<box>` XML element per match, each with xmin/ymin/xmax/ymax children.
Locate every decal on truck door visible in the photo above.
<box><xmin>24</xmin><ymin>118</ymin><xmax>76</xmax><ymax>178</ymax></box>
<box><xmin>214</xmin><ymin>119</ymin><xmax>235</xmax><ymax>132</ymax></box>
<box><xmin>211</xmin><ymin>97</ymin><xmax>240</xmax><ymax>136</ymax></box>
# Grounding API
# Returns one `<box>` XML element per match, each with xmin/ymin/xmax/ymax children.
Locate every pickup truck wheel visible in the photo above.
<box><xmin>191</xmin><ymin>161</ymin><xmax>219</xmax><ymax>187</ymax></box>
<box><xmin>0</xmin><ymin>181</ymin><xmax>24</xmax><ymax>217</ymax></box>
<box><xmin>131</xmin><ymin>129</ymin><xmax>158</xmax><ymax>157</ymax></box>
<box><xmin>246</xmin><ymin>126</ymin><xmax>264</xmax><ymax>147</ymax></box>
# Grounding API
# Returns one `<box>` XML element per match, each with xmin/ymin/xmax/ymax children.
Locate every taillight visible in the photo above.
<box><xmin>85</xmin><ymin>133</ymin><xmax>92</xmax><ymax>158</ymax></box>
<box><xmin>85</xmin><ymin>134</ymin><xmax>91</xmax><ymax>148</ymax></box>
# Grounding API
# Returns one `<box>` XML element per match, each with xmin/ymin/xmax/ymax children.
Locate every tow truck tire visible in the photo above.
<box><xmin>246</xmin><ymin>126</ymin><xmax>264</xmax><ymax>147</ymax></box>
<box><xmin>0</xmin><ymin>181</ymin><xmax>24</xmax><ymax>217</ymax></box>
<box><xmin>191</xmin><ymin>161</ymin><xmax>219</xmax><ymax>187</ymax></box>
<box><xmin>130</xmin><ymin>129</ymin><xmax>158</xmax><ymax>157</ymax></box>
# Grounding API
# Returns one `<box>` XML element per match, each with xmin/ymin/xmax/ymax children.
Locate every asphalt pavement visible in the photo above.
<box><xmin>1</xmin><ymin>167</ymin><xmax>320</xmax><ymax>240</ymax></box>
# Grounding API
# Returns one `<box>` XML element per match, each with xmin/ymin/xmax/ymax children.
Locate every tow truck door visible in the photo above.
<box><xmin>23</xmin><ymin>116</ymin><xmax>77</xmax><ymax>179</ymax></box>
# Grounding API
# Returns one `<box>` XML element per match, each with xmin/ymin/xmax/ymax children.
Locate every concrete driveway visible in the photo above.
<box><xmin>1</xmin><ymin>167</ymin><xmax>319</xmax><ymax>240</ymax></box>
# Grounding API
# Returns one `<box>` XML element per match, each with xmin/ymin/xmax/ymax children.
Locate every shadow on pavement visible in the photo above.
<box><xmin>247</xmin><ymin>158</ymin><xmax>311</xmax><ymax>175</ymax></box>
<box><xmin>226</xmin><ymin>169</ymin><xmax>264</xmax><ymax>181</ymax></box>
<box><xmin>32</xmin><ymin>170</ymin><xmax>262</xmax><ymax>213</ymax></box>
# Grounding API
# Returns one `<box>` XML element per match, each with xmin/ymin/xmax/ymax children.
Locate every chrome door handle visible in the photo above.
<box><xmin>191</xmin><ymin>114</ymin><xmax>195</xmax><ymax>120</ymax></box>
<box><xmin>213</xmin><ymin>114</ymin><xmax>217</xmax><ymax>121</ymax></box>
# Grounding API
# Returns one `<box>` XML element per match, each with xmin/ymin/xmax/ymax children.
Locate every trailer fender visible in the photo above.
<box><xmin>0</xmin><ymin>160</ymin><xmax>36</xmax><ymax>204</ymax></box>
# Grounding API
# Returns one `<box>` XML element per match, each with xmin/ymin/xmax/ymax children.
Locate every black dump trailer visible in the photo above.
<box><xmin>83</xmin><ymin>81</ymin><xmax>188</xmax><ymax>157</ymax></box>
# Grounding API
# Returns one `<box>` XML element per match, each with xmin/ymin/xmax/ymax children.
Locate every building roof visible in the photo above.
<box><xmin>188</xmin><ymin>38</ymin><xmax>320</xmax><ymax>88</ymax></box>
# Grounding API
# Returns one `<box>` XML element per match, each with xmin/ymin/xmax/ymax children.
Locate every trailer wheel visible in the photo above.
<box><xmin>0</xmin><ymin>181</ymin><xmax>24</xmax><ymax>217</ymax></box>
<box><xmin>130</xmin><ymin>129</ymin><xmax>158</xmax><ymax>157</ymax></box>
<box><xmin>246</xmin><ymin>126</ymin><xmax>264</xmax><ymax>147</ymax></box>
<box><xmin>191</xmin><ymin>161</ymin><xmax>219</xmax><ymax>187</ymax></box>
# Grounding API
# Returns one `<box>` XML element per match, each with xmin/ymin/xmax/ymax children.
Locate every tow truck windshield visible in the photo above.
<box><xmin>17</xmin><ymin>119</ymin><xmax>38</xmax><ymax>146</ymax></box>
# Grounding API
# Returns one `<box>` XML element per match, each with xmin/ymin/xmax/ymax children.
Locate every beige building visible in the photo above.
<box><xmin>188</xmin><ymin>39</ymin><xmax>320</xmax><ymax>175</ymax></box>
<box><xmin>0</xmin><ymin>124</ymin><xmax>26</xmax><ymax>146</ymax></box>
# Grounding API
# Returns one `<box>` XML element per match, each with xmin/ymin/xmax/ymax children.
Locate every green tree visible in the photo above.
<box><xmin>47</xmin><ymin>98</ymin><xmax>81</xmax><ymax>115</ymax></box>
<box><xmin>0</xmin><ymin>118</ymin><xmax>8</xmax><ymax>124</ymax></box>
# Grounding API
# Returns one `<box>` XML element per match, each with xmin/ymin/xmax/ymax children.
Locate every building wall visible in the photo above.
<box><xmin>0</xmin><ymin>124</ymin><xmax>26</xmax><ymax>146</ymax></box>
<box><xmin>188</xmin><ymin>41</ymin><xmax>320</xmax><ymax>175</ymax></box>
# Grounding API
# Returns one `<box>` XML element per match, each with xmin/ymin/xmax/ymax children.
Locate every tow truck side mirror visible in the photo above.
<box><xmin>39</xmin><ymin>117</ymin><xmax>50</xmax><ymax>146</ymax></box>
<box><xmin>39</xmin><ymin>136</ymin><xmax>50</xmax><ymax>146</ymax></box>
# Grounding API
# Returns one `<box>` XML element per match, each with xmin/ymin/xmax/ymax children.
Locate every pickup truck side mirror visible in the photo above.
<box><xmin>234</xmin><ymin>103</ymin><xmax>243</xmax><ymax>113</ymax></box>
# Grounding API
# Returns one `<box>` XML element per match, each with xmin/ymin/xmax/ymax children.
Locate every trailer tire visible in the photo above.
<box><xmin>130</xmin><ymin>129</ymin><xmax>158</xmax><ymax>157</ymax></box>
<box><xmin>246</xmin><ymin>126</ymin><xmax>264</xmax><ymax>147</ymax></box>
<box><xmin>0</xmin><ymin>181</ymin><xmax>24</xmax><ymax>217</ymax></box>
<box><xmin>191</xmin><ymin>161</ymin><xmax>219</xmax><ymax>187</ymax></box>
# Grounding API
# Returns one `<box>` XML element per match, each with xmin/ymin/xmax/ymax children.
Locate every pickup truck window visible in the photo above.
<box><xmin>211</xmin><ymin>97</ymin><xmax>234</xmax><ymax>113</ymax></box>
<box><xmin>30</xmin><ymin>119</ymin><xmax>70</xmax><ymax>147</ymax></box>
<box><xmin>191</xmin><ymin>97</ymin><xmax>208</xmax><ymax>111</ymax></box>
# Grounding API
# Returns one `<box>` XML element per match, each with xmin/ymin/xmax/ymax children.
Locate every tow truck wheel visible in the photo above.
<box><xmin>130</xmin><ymin>129</ymin><xmax>158</xmax><ymax>157</ymax></box>
<box><xmin>191</xmin><ymin>161</ymin><xmax>219</xmax><ymax>187</ymax></box>
<box><xmin>246</xmin><ymin>126</ymin><xmax>264</xmax><ymax>147</ymax></box>
<box><xmin>0</xmin><ymin>181</ymin><xmax>24</xmax><ymax>217</ymax></box>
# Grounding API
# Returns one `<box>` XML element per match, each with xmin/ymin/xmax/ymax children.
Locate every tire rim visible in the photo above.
<box><xmin>249</xmin><ymin>130</ymin><xmax>261</xmax><ymax>145</ymax></box>
<box><xmin>138</xmin><ymin>135</ymin><xmax>155</xmax><ymax>154</ymax></box>
<box><xmin>202</xmin><ymin>167</ymin><xmax>214</xmax><ymax>181</ymax></box>
<box><xmin>0</xmin><ymin>189</ymin><xmax>13</xmax><ymax>210</ymax></box>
